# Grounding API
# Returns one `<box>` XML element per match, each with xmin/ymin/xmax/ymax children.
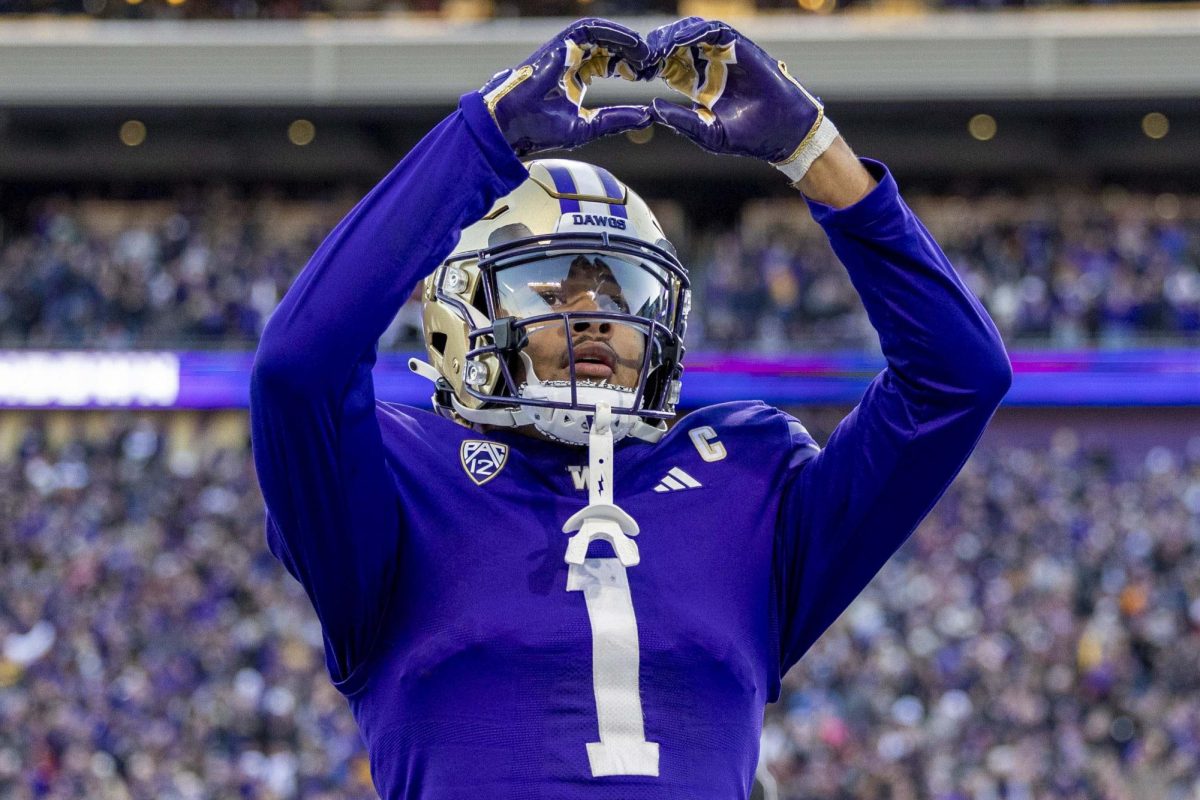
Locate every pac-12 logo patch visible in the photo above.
<box><xmin>460</xmin><ymin>440</ymin><xmax>509</xmax><ymax>486</ymax></box>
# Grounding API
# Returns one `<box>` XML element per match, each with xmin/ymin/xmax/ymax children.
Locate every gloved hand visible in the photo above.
<box><xmin>644</xmin><ymin>18</ymin><xmax>839</xmax><ymax>183</ymax></box>
<box><xmin>480</xmin><ymin>18</ymin><xmax>653</xmax><ymax>157</ymax></box>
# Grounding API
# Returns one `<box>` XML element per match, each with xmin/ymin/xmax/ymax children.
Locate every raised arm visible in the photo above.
<box><xmin>250</xmin><ymin>18</ymin><xmax>652</xmax><ymax>685</ymax></box>
<box><xmin>249</xmin><ymin>95</ymin><xmax>526</xmax><ymax>685</ymax></box>
<box><xmin>645</xmin><ymin>18</ymin><xmax>1011</xmax><ymax>675</ymax></box>
<box><xmin>775</xmin><ymin>148</ymin><xmax>1010</xmax><ymax>672</ymax></box>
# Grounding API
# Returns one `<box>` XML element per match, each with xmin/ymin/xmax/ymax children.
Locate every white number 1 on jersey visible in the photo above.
<box><xmin>567</xmin><ymin>558</ymin><xmax>660</xmax><ymax>777</ymax></box>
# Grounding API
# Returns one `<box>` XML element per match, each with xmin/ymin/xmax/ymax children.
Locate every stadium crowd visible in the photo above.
<box><xmin>695</xmin><ymin>189</ymin><xmax>1200</xmax><ymax>350</ymax></box>
<box><xmin>1</xmin><ymin>413</ymin><xmax>1198</xmax><ymax>799</ymax></box>
<box><xmin>765</xmin><ymin>428</ymin><xmax>1200</xmax><ymax>799</ymax></box>
<box><xmin>1</xmin><ymin>185</ymin><xmax>1198</xmax><ymax>350</ymax></box>
<box><xmin>0</xmin><ymin>414</ymin><xmax>372</xmax><ymax>799</ymax></box>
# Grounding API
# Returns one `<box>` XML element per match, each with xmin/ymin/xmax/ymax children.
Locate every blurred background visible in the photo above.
<box><xmin>1</xmin><ymin>2</ymin><xmax>1199</xmax><ymax>799</ymax></box>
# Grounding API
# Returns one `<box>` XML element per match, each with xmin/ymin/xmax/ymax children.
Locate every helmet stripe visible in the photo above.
<box><xmin>563</xmin><ymin>161</ymin><xmax>628</xmax><ymax>222</ymax></box>
<box><xmin>593</xmin><ymin>166</ymin><xmax>628</xmax><ymax>219</ymax></box>
<box><xmin>543</xmin><ymin>163</ymin><xmax>581</xmax><ymax>214</ymax></box>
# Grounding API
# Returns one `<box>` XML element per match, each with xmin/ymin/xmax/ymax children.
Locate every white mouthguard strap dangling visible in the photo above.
<box><xmin>587</xmin><ymin>401</ymin><xmax>614</xmax><ymax>506</ymax></box>
<box><xmin>561</xmin><ymin>402</ymin><xmax>641</xmax><ymax>567</ymax></box>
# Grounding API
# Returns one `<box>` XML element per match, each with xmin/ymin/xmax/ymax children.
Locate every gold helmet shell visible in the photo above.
<box><xmin>417</xmin><ymin>158</ymin><xmax>690</xmax><ymax>439</ymax></box>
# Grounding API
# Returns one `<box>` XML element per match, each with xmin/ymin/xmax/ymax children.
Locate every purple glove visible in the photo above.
<box><xmin>480</xmin><ymin>18</ymin><xmax>653</xmax><ymax>157</ymax></box>
<box><xmin>645</xmin><ymin>18</ymin><xmax>838</xmax><ymax>181</ymax></box>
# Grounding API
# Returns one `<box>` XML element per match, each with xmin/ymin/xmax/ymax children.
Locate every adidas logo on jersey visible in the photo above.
<box><xmin>652</xmin><ymin>467</ymin><xmax>702</xmax><ymax>493</ymax></box>
<box><xmin>566</xmin><ymin>465</ymin><xmax>703</xmax><ymax>493</ymax></box>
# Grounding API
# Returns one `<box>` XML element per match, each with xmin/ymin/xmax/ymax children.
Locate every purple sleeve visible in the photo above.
<box><xmin>249</xmin><ymin>93</ymin><xmax>526</xmax><ymax>684</ymax></box>
<box><xmin>773</xmin><ymin>159</ymin><xmax>1012</xmax><ymax>675</ymax></box>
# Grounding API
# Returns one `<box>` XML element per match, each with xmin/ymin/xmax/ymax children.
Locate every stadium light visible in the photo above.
<box><xmin>288</xmin><ymin>119</ymin><xmax>316</xmax><ymax>146</ymax></box>
<box><xmin>626</xmin><ymin>127</ymin><xmax>654</xmax><ymax>145</ymax></box>
<box><xmin>1142</xmin><ymin>112</ymin><xmax>1169</xmax><ymax>139</ymax></box>
<box><xmin>968</xmin><ymin>114</ymin><xmax>997</xmax><ymax>141</ymax></box>
<box><xmin>798</xmin><ymin>0</ymin><xmax>837</xmax><ymax>13</ymax></box>
<box><xmin>119</xmin><ymin>120</ymin><xmax>146</xmax><ymax>147</ymax></box>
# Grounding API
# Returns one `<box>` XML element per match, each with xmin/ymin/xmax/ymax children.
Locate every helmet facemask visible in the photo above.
<box><xmin>432</xmin><ymin>231</ymin><xmax>688</xmax><ymax>445</ymax></box>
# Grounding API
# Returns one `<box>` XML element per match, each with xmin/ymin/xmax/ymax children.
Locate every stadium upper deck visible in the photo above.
<box><xmin>3</xmin><ymin>0</ymin><xmax>1198</xmax><ymax>19</ymax></box>
<box><xmin>1</xmin><ymin>9</ymin><xmax>1199</xmax><ymax>186</ymax></box>
<box><xmin>3</xmin><ymin>9</ymin><xmax>1200</xmax><ymax>106</ymax></box>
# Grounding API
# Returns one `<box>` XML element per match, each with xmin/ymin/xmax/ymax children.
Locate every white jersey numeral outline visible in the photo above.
<box><xmin>567</xmin><ymin>558</ymin><xmax>660</xmax><ymax>777</ymax></box>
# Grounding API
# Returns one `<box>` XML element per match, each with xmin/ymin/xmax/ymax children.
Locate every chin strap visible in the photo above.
<box><xmin>450</xmin><ymin>394</ymin><xmax>666</xmax><ymax>445</ymax></box>
<box><xmin>408</xmin><ymin>357</ymin><xmax>668</xmax><ymax>445</ymax></box>
<box><xmin>561</xmin><ymin>402</ymin><xmax>642</xmax><ymax>568</ymax></box>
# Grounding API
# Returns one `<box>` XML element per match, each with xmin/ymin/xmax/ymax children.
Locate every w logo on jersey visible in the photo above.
<box><xmin>461</xmin><ymin>440</ymin><xmax>509</xmax><ymax>486</ymax></box>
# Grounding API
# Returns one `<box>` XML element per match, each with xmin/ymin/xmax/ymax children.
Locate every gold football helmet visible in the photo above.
<box><xmin>411</xmin><ymin>158</ymin><xmax>690</xmax><ymax>445</ymax></box>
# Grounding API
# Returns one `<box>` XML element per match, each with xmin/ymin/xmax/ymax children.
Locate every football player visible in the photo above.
<box><xmin>250</xmin><ymin>17</ymin><xmax>1011</xmax><ymax>799</ymax></box>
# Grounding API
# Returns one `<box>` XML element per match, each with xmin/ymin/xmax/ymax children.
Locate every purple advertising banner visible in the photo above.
<box><xmin>0</xmin><ymin>349</ymin><xmax>1196</xmax><ymax>409</ymax></box>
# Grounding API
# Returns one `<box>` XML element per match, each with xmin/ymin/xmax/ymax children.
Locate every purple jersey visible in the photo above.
<box><xmin>250</xmin><ymin>91</ymin><xmax>1011</xmax><ymax>799</ymax></box>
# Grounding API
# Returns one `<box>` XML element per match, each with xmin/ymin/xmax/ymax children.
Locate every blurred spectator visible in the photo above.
<box><xmin>0</xmin><ymin>414</ymin><xmax>375</xmax><ymax>798</ymax></box>
<box><xmin>0</xmin><ymin>184</ymin><xmax>1198</xmax><ymax>349</ymax></box>
<box><xmin>1</xmin><ymin>414</ymin><xmax>1198</xmax><ymax>797</ymax></box>
<box><xmin>0</xmin><ymin>188</ymin><xmax>353</xmax><ymax>349</ymax></box>
<box><xmin>697</xmin><ymin>189</ymin><xmax>1200</xmax><ymax>350</ymax></box>
<box><xmin>764</xmin><ymin>429</ymin><xmax>1200</xmax><ymax>799</ymax></box>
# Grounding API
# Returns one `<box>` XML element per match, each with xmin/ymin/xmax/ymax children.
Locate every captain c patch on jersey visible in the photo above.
<box><xmin>460</xmin><ymin>440</ymin><xmax>509</xmax><ymax>486</ymax></box>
